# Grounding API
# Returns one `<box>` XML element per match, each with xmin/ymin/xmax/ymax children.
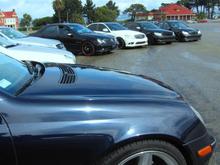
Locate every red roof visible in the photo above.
<box><xmin>159</xmin><ymin>4</ymin><xmax>193</xmax><ymax>15</ymax></box>
<box><xmin>1</xmin><ymin>11</ymin><xmax>17</xmax><ymax>18</ymax></box>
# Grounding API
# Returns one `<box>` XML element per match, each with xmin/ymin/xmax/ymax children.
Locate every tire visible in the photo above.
<box><xmin>97</xmin><ymin>140</ymin><xmax>187</xmax><ymax>165</ymax></box>
<box><xmin>117</xmin><ymin>38</ymin><xmax>126</xmax><ymax>49</ymax></box>
<box><xmin>81</xmin><ymin>41</ymin><xmax>96</xmax><ymax>56</ymax></box>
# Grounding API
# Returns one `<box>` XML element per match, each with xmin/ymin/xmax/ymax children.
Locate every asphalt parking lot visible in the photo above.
<box><xmin>77</xmin><ymin>22</ymin><xmax>220</xmax><ymax>164</ymax></box>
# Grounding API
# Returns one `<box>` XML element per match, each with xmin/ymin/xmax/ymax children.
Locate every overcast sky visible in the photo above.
<box><xmin>0</xmin><ymin>0</ymin><xmax>177</xmax><ymax>19</ymax></box>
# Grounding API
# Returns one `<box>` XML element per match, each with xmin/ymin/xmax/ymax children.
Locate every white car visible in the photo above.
<box><xmin>0</xmin><ymin>27</ymin><xmax>65</xmax><ymax>50</ymax></box>
<box><xmin>0</xmin><ymin>35</ymin><xmax>76</xmax><ymax>64</ymax></box>
<box><xmin>88</xmin><ymin>22</ymin><xmax>148</xmax><ymax>48</ymax></box>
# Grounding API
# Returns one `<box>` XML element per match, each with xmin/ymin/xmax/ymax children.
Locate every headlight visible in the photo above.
<box><xmin>182</xmin><ymin>31</ymin><xmax>189</xmax><ymax>36</ymax></box>
<box><xmin>97</xmin><ymin>38</ymin><xmax>106</xmax><ymax>44</ymax></box>
<box><xmin>198</xmin><ymin>30</ymin><xmax>201</xmax><ymax>34</ymax></box>
<box><xmin>190</xmin><ymin>106</ymin><xmax>205</xmax><ymax>125</ymax></box>
<box><xmin>154</xmin><ymin>32</ymin><xmax>162</xmax><ymax>37</ymax></box>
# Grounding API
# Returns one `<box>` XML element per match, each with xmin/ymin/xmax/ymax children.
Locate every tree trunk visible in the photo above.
<box><xmin>58</xmin><ymin>11</ymin><xmax>61</xmax><ymax>23</ymax></box>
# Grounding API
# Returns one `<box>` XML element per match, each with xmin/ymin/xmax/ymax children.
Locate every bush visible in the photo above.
<box><xmin>197</xmin><ymin>12</ymin><xmax>206</xmax><ymax>20</ymax></box>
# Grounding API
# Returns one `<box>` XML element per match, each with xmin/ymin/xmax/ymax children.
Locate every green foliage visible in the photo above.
<box><xmin>52</xmin><ymin>0</ymin><xmax>83</xmax><ymax>23</ymax></box>
<box><xmin>53</xmin><ymin>0</ymin><xmax>64</xmax><ymax>22</ymax></box>
<box><xmin>32</xmin><ymin>17</ymin><xmax>54</xmax><ymax>27</ymax></box>
<box><xmin>197</xmin><ymin>12</ymin><xmax>207</xmax><ymax>20</ymax></box>
<box><xmin>83</xmin><ymin>0</ymin><xmax>96</xmax><ymax>23</ymax></box>
<box><xmin>106</xmin><ymin>0</ymin><xmax>120</xmax><ymax>16</ymax></box>
<box><xmin>20</xmin><ymin>13</ymin><xmax>32</xmax><ymax>27</ymax></box>
<box><xmin>124</xmin><ymin>4</ymin><xmax>147</xmax><ymax>21</ymax></box>
<box><xmin>94</xmin><ymin>6</ymin><xmax>117</xmax><ymax>22</ymax></box>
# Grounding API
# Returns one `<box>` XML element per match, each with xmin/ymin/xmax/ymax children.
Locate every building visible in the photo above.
<box><xmin>0</xmin><ymin>10</ymin><xmax>19</xmax><ymax>28</ymax></box>
<box><xmin>159</xmin><ymin>3</ymin><xmax>195</xmax><ymax>21</ymax></box>
<box><xmin>135</xmin><ymin>4</ymin><xmax>195</xmax><ymax>21</ymax></box>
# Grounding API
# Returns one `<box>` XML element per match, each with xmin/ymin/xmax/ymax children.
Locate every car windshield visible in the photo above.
<box><xmin>0</xmin><ymin>53</ymin><xmax>32</xmax><ymax>95</ymax></box>
<box><xmin>169</xmin><ymin>22</ymin><xmax>189</xmax><ymax>29</ymax></box>
<box><xmin>0</xmin><ymin>28</ymin><xmax>27</xmax><ymax>39</ymax></box>
<box><xmin>105</xmin><ymin>23</ymin><xmax>127</xmax><ymax>31</ymax></box>
<box><xmin>140</xmin><ymin>22</ymin><xmax>160</xmax><ymax>30</ymax></box>
<box><xmin>69</xmin><ymin>24</ymin><xmax>93</xmax><ymax>34</ymax></box>
<box><xmin>0</xmin><ymin>35</ymin><xmax>17</xmax><ymax>48</ymax></box>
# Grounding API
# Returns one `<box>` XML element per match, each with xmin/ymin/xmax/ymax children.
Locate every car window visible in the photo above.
<box><xmin>140</xmin><ymin>22</ymin><xmax>160</xmax><ymax>30</ymax></box>
<box><xmin>59</xmin><ymin>26</ymin><xmax>71</xmax><ymax>36</ymax></box>
<box><xmin>69</xmin><ymin>24</ymin><xmax>93</xmax><ymax>34</ymax></box>
<box><xmin>163</xmin><ymin>23</ymin><xmax>170</xmax><ymax>30</ymax></box>
<box><xmin>88</xmin><ymin>24</ymin><xmax>98</xmax><ymax>31</ymax></box>
<box><xmin>0</xmin><ymin>53</ymin><xmax>31</xmax><ymax>95</ymax></box>
<box><xmin>41</xmin><ymin>26</ymin><xmax>58</xmax><ymax>36</ymax></box>
<box><xmin>125</xmin><ymin>23</ymin><xmax>137</xmax><ymax>30</ymax></box>
<box><xmin>0</xmin><ymin>28</ymin><xmax>26</xmax><ymax>39</ymax></box>
<box><xmin>105</xmin><ymin>23</ymin><xmax>127</xmax><ymax>31</ymax></box>
<box><xmin>97</xmin><ymin>24</ymin><xmax>109</xmax><ymax>32</ymax></box>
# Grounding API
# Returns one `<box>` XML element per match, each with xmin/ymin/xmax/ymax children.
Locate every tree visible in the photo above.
<box><xmin>124</xmin><ymin>4</ymin><xmax>147</xmax><ymax>21</ymax></box>
<box><xmin>20</xmin><ymin>13</ymin><xmax>32</xmax><ymax>31</ymax></box>
<box><xmin>33</xmin><ymin>17</ymin><xmax>54</xmax><ymax>27</ymax></box>
<box><xmin>52</xmin><ymin>0</ymin><xmax>84</xmax><ymax>23</ymax></box>
<box><xmin>53</xmin><ymin>0</ymin><xmax>64</xmax><ymax>23</ymax></box>
<box><xmin>83</xmin><ymin>0</ymin><xmax>96</xmax><ymax>23</ymax></box>
<box><xmin>94</xmin><ymin>6</ymin><xmax>117</xmax><ymax>22</ymax></box>
<box><xmin>106</xmin><ymin>0</ymin><xmax>120</xmax><ymax>16</ymax></box>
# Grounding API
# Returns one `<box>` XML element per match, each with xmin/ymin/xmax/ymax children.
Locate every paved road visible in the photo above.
<box><xmin>77</xmin><ymin>23</ymin><xmax>220</xmax><ymax>164</ymax></box>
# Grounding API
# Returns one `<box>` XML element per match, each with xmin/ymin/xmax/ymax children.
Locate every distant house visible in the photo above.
<box><xmin>159</xmin><ymin>3</ymin><xmax>195</xmax><ymax>21</ymax></box>
<box><xmin>0</xmin><ymin>10</ymin><xmax>19</xmax><ymax>28</ymax></box>
<box><xmin>135</xmin><ymin>4</ymin><xmax>195</xmax><ymax>21</ymax></box>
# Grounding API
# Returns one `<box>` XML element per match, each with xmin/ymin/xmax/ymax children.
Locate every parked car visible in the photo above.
<box><xmin>0</xmin><ymin>35</ymin><xmax>76</xmax><ymax>64</ymax></box>
<box><xmin>125</xmin><ymin>21</ymin><xmax>176</xmax><ymax>45</ymax></box>
<box><xmin>159</xmin><ymin>20</ymin><xmax>202</xmax><ymax>41</ymax></box>
<box><xmin>87</xmin><ymin>22</ymin><xmax>148</xmax><ymax>49</ymax></box>
<box><xmin>31</xmin><ymin>23</ymin><xmax>117</xmax><ymax>56</ymax></box>
<box><xmin>0</xmin><ymin>26</ymin><xmax>65</xmax><ymax>49</ymax></box>
<box><xmin>0</xmin><ymin>53</ymin><xmax>215</xmax><ymax>165</ymax></box>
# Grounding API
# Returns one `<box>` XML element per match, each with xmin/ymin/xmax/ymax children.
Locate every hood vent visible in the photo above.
<box><xmin>58</xmin><ymin>65</ymin><xmax>75</xmax><ymax>84</ymax></box>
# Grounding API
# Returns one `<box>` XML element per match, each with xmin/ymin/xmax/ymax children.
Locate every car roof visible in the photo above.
<box><xmin>47</xmin><ymin>23</ymin><xmax>82</xmax><ymax>26</ymax></box>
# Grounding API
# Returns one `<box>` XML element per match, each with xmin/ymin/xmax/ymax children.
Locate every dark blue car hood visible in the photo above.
<box><xmin>18</xmin><ymin>64</ymin><xmax>180</xmax><ymax>100</ymax></box>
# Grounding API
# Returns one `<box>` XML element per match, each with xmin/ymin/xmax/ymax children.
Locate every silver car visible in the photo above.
<box><xmin>0</xmin><ymin>27</ymin><xmax>65</xmax><ymax>50</ymax></box>
<box><xmin>0</xmin><ymin>35</ymin><xmax>76</xmax><ymax>64</ymax></box>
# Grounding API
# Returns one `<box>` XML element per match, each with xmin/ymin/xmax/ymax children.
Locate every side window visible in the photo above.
<box><xmin>88</xmin><ymin>24</ymin><xmax>97</xmax><ymax>31</ymax></box>
<box><xmin>59</xmin><ymin>26</ymin><xmax>71</xmax><ymax>36</ymax></box>
<box><xmin>163</xmin><ymin>23</ymin><xmax>170</xmax><ymax>30</ymax></box>
<box><xmin>41</xmin><ymin>26</ymin><xmax>58</xmax><ymax>36</ymax></box>
<box><xmin>98</xmin><ymin>24</ymin><xmax>109</xmax><ymax>32</ymax></box>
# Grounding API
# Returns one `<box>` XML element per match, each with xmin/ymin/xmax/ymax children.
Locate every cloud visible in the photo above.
<box><xmin>0</xmin><ymin>0</ymin><xmax>177</xmax><ymax>19</ymax></box>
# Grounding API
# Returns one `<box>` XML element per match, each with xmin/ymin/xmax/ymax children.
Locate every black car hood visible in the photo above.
<box><xmin>19</xmin><ymin>64</ymin><xmax>181</xmax><ymax>100</ymax></box>
<box><xmin>80</xmin><ymin>32</ymin><xmax>113</xmax><ymax>40</ymax></box>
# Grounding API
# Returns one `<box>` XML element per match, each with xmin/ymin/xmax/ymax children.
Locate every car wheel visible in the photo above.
<box><xmin>97</xmin><ymin>140</ymin><xmax>187</xmax><ymax>165</ymax></box>
<box><xmin>117</xmin><ymin>38</ymin><xmax>126</xmax><ymax>49</ymax></box>
<box><xmin>82</xmin><ymin>41</ymin><xmax>96</xmax><ymax>56</ymax></box>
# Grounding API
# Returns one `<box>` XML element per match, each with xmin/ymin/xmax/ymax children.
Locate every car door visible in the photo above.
<box><xmin>58</xmin><ymin>25</ymin><xmax>82</xmax><ymax>53</ymax></box>
<box><xmin>0</xmin><ymin>93</ymin><xmax>17</xmax><ymax>165</ymax></box>
<box><xmin>38</xmin><ymin>25</ymin><xmax>59</xmax><ymax>40</ymax></box>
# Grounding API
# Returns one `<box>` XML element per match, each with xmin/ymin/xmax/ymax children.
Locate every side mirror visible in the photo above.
<box><xmin>102</xmin><ymin>28</ymin><xmax>109</xmax><ymax>32</ymax></box>
<box><xmin>67</xmin><ymin>33</ymin><xmax>73</xmax><ymax>37</ymax></box>
<box><xmin>136</xmin><ymin>27</ymin><xmax>141</xmax><ymax>30</ymax></box>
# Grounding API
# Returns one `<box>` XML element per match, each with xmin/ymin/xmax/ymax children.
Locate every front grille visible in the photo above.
<box><xmin>135</xmin><ymin>34</ymin><xmax>145</xmax><ymax>39</ymax></box>
<box><xmin>162</xmin><ymin>32</ymin><xmax>173</xmax><ymax>36</ymax></box>
<box><xmin>58</xmin><ymin>65</ymin><xmax>75</xmax><ymax>84</ymax></box>
<box><xmin>189</xmin><ymin>31</ymin><xmax>198</xmax><ymax>35</ymax></box>
<box><xmin>136</xmin><ymin>41</ymin><xmax>146</xmax><ymax>44</ymax></box>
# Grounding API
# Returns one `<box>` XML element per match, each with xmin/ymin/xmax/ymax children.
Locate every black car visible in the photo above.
<box><xmin>159</xmin><ymin>20</ymin><xmax>202</xmax><ymax>42</ymax></box>
<box><xmin>0</xmin><ymin>53</ymin><xmax>216</xmax><ymax>165</ymax></box>
<box><xmin>125</xmin><ymin>21</ymin><xmax>176</xmax><ymax>45</ymax></box>
<box><xmin>31</xmin><ymin>23</ymin><xmax>117</xmax><ymax>56</ymax></box>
